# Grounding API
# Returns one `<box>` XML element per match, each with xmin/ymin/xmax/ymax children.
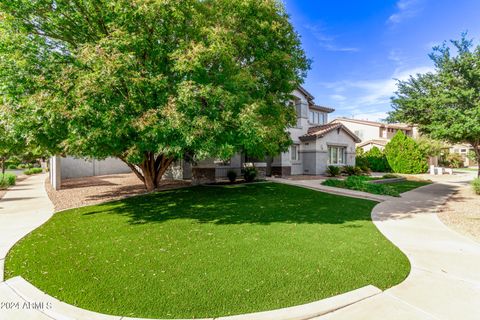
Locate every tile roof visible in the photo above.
<box><xmin>357</xmin><ymin>139</ymin><xmax>389</xmax><ymax>147</ymax></box>
<box><xmin>333</xmin><ymin>117</ymin><xmax>413</xmax><ymax>130</ymax></box>
<box><xmin>300</xmin><ymin>123</ymin><xmax>361</xmax><ymax>143</ymax></box>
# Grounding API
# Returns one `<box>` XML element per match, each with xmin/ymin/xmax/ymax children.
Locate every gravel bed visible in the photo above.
<box><xmin>45</xmin><ymin>173</ymin><xmax>191</xmax><ymax>212</ymax></box>
<box><xmin>438</xmin><ymin>184</ymin><xmax>480</xmax><ymax>242</ymax></box>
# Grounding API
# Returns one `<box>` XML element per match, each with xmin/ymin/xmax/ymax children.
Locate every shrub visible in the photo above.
<box><xmin>446</xmin><ymin>153</ymin><xmax>464</xmax><ymax>168</ymax></box>
<box><xmin>384</xmin><ymin>131</ymin><xmax>428</xmax><ymax>174</ymax></box>
<box><xmin>382</xmin><ymin>173</ymin><xmax>400</xmax><ymax>179</ymax></box>
<box><xmin>243</xmin><ymin>167</ymin><xmax>258</xmax><ymax>183</ymax></box>
<box><xmin>326</xmin><ymin>165</ymin><xmax>341</xmax><ymax>177</ymax></box>
<box><xmin>23</xmin><ymin>168</ymin><xmax>43</xmax><ymax>175</ymax></box>
<box><xmin>343</xmin><ymin>166</ymin><xmax>362</xmax><ymax>176</ymax></box>
<box><xmin>0</xmin><ymin>173</ymin><xmax>16</xmax><ymax>189</ymax></box>
<box><xmin>322</xmin><ymin>175</ymin><xmax>400</xmax><ymax>197</ymax></box>
<box><xmin>7</xmin><ymin>164</ymin><xmax>18</xmax><ymax>170</ymax></box>
<box><xmin>472</xmin><ymin>178</ymin><xmax>480</xmax><ymax>195</ymax></box>
<box><xmin>360</xmin><ymin>147</ymin><xmax>391</xmax><ymax>172</ymax></box>
<box><xmin>227</xmin><ymin>170</ymin><xmax>237</xmax><ymax>183</ymax></box>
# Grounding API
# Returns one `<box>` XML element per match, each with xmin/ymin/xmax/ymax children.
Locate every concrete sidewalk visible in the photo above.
<box><xmin>311</xmin><ymin>178</ymin><xmax>480</xmax><ymax>320</ymax></box>
<box><xmin>0</xmin><ymin>174</ymin><xmax>54</xmax><ymax>319</ymax></box>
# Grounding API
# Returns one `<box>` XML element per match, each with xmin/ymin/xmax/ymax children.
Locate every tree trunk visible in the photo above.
<box><xmin>472</xmin><ymin>143</ymin><xmax>480</xmax><ymax>178</ymax></box>
<box><xmin>120</xmin><ymin>152</ymin><xmax>175</xmax><ymax>192</ymax></box>
<box><xmin>0</xmin><ymin>157</ymin><xmax>5</xmax><ymax>182</ymax></box>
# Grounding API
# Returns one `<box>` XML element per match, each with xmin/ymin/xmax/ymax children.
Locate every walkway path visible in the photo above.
<box><xmin>1</xmin><ymin>174</ymin><xmax>479</xmax><ymax>319</ymax></box>
<box><xmin>278</xmin><ymin>175</ymin><xmax>480</xmax><ymax>320</ymax></box>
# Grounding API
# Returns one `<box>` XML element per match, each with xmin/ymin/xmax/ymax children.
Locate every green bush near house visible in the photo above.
<box><xmin>0</xmin><ymin>173</ymin><xmax>16</xmax><ymax>189</ymax></box>
<box><xmin>23</xmin><ymin>168</ymin><xmax>43</xmax><ymax>175</ymax></box>
<box><xmin>342</xmin><ymin>166</ymin><xmax>363</xmax><ymax>176</ymax></box>
<box><xmin>326</xmin><ymin>165</ymin><xmax>341</xmax><ymax>177</ymax></box>
<box><xmin>227</xmin><ymin>170</ymin><xmax>237</xmax><ymax>183</ymax></box>
<box><xmin>356</xmin><ymin>147</ymin><xmax>391</xmax><ymax>172</ymax></box>
<box><xmin>243</xmin><ymin>166</ymin><xmax>258</xmax><ymax>182</ymax></box>
<box><xmin>384</xmin><ymin>131</ymin><xmax>428</xmax><ymax>174</ymax></box>
<box><xmin>472</xmin><ymin>178</ymin><xmax>480</xmax><ymax>195</ymax></box>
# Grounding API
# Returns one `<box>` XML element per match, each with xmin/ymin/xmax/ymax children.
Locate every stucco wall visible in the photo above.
<box><xmin>60</xmin><ymin>156</ymin><xmax>131</xmax><ymax>179</ymax></box>
<box><xmin>334</xmin><ymin>120</ymin><xmax>380</xmax><ymax>142</ymax></box>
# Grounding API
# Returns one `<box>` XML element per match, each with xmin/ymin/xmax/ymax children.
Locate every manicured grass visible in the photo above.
<box><xmin>5</xmin><ymin>183</ymin><xmax>410</xmax><ymax>319</ymax></box>
<box><xmin>323</xmin><ymin>176</ymin><xmax>431</xmax><ymax>197</ymax></box>
<box><xmin>382</xmin><ymin>180</ymin><xmax>432</xmax><ymax>194</ymax></box>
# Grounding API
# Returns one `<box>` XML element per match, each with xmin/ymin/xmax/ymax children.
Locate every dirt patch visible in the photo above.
<box><xmin>438</xmin><ymin>184</ymin><xmax>480</xmax><ymax>242</ymax></box>
<box><xmin>46</xmin><ymin>173</ymin><xmax>191</xmax><ymax>211</ymax></box>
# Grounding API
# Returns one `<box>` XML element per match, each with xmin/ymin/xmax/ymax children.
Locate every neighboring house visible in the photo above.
<box><xmin>332</xmin><ymin>118</ymin><xmax>419</xmax><ymax>151</ymax></box>
<box><xmin>49</xmin><ymin>87</ymin><xmax>360</xmax><ymax>189</ymax></box>
<box><xmin>445</xmin><ymin>144</ymin><xmax>478</xmax><ymax>167</ymax></box>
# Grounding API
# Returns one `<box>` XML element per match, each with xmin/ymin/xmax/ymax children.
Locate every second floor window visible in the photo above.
<box><xmin>309</xmin><ymin>110</ymin><xmax>325</xmax><ymax>125</ymax></box>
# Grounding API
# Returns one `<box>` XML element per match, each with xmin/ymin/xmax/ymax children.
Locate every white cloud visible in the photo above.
<box><xmin>304</xmin><ymin>24</ymin><xmax>359</xmax><ymax>52</ymax></box>
<box><xmin>330</xmin><ymin>94</ymin><xmax>347</xmax><ymax>101</ymax></box>
<box><xmin>318</xmin><ymin>66</ymin><xmax>434</xmax><ymax>121</ymax></box>
<box><xmin>388</xmin><ymin>0</ymin><xmax>424</xmax><ymax>25</ymax></box>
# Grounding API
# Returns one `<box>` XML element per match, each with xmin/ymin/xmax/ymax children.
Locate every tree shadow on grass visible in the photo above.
<box><xmin>80</xmin><ymin>183</ymin><xmax>379</xmax><ymax>226</ymax></box>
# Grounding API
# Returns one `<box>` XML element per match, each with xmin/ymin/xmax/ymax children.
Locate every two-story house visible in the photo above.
<box><xmin>187</xmin><ymin>87</ymin><xmax>360</xmax><ymax>182</ymax></box>
<box><xmin>332</xmin><ymin>118</ymin><xmax>419</xmax><ymax>151</ymax></box>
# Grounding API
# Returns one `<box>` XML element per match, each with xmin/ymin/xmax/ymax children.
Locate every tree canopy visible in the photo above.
<box><xmin>390</xmin><ymin>34</ymin><xmax>480</xmax><ymax>176</ymax></box>
<box><xmin>0</xmin><ymin>0</ymin><xmax>309</xmax><ymax>190</ymax></box>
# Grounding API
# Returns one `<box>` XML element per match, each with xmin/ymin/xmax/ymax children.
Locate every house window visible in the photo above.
<box><xmin>291</xmin><ymin>144</ymin><xmax>300</xmax><ymax>161</ymax></box>
<box><xmin>309</xmin><ymin>110</ymin><xmax>325</xmax><ymax>125</ymax></box>
<box><xmin>328</xmin><ymin>146</ymin><xmax>347</xmax><ymax>165</ymax></box>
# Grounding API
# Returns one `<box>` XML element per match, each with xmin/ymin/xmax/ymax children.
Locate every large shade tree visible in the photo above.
<box><xmin>390</xmin><ymin>35</ymin><xmax>480</xmax><ymax>177</ymax></box>
<box><xmin>0</xmin><ymin>0</ymin><xmax>309</xmax><ymax>191</ymax></box>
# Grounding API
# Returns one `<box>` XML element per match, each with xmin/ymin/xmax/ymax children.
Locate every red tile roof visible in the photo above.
<box><xmin>300</xmin><ymin>123</ymin><xmax>361</xmax><ymax>143</ymax></box>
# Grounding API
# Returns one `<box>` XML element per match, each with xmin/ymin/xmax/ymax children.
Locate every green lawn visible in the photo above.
<box><xmin>382</xmin><ymin>180</ymin><xmax>432</xmax><ymax>194</ymax></box>
<box><xmin>5</xmin><ymin>183</ymin><xmax>410</xmax><ymax>319</ymax></box>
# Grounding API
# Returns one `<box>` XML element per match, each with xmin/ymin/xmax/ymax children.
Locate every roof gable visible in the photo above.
<box><xmin>300</xmin><ymin>123</ymin><xmax>361</xmax><ymax>143</ymax></box>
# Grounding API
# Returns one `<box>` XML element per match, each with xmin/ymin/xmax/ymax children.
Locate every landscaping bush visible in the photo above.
<box><xmin>0</xmin><ymin>173</ymin><xmax>16</xmax><ymax>189</ymax></box>
<box><xmin>326</xmin><ymin>165</ymin><xmax>341</xmax><ymax>177</ymax></box>
<box><xmin>243</xmin><ymin>167</ymin><xmax>258</xmax><ymax>183</ymax></box>
<box><xmin>445</xmin><ymin>153</ymin><xmax>464</xmax><ymax>168</ymax></box>
<box><xmin>384</xmin><ymin>131</ymin><xmax>428</xmax><ymax>174</ymax></box>
<box><xmin>322</xmin><ymin>175</ymin><xmax>400</xmax><ymax>197</ymax></box>
<box><xmin>7</xmin><ymin>164</ymin><xmax>18</xmax><ymax>170</ymax></box>
<box><xmin>23</xmin><ymin>168</ymin><xmax>43</xmax><ymax>175</ymax></box>
<box><xmin>382</xmin><ymin>173</ymin><xmax>400</xmax><ymax>179</ymax></box>
<box><xmin>472</xmin><ymin>178</ymin><xmax>480</xmax><ymax>195</ymax></box>
<box><xmin>357</xmin><ymin>147</ymin><xmax>391</xmax><ymax>172</ymax></box>
<box><xmin>227</xmin><ymin>170</ymin><xmax>237</xmax><ymax>183</ymax></box>
<box><xmin>343</xmin><ymin>166</ymin><xmax>362</xmax><ymax>176</ymax></box>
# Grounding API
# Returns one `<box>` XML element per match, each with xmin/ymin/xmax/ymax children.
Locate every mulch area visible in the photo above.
<box><xmin>438</xmin><ymin>184</ymin><xmax>480</xmax><ymax>242</ymax></box>
<box><xmin>45</xmin><ymin>173</ymin><xmax>191</xmax><ymax>212</ymax></box>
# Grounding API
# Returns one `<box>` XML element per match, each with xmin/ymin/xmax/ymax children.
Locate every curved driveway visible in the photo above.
<box><xmin>1</xmin><ymin>174</ymin><xmax>479</xmax><ymax>320</ymax></box>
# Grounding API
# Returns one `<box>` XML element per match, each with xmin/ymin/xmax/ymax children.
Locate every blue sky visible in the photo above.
<box><xmin>284</xmin><ymin>0</ymin><xmax>480</xmax><ymax>121</ymax></box>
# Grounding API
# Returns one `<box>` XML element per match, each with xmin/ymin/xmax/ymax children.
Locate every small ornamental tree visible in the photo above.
<box><xmin>0</xmin><ymin>0</ymin><xmax>310</xmax><ymax>191</ymax></box>
<box><xmin>384</xmin><ymin>131</ymin><xmax>428</xmax><ymax>174</ymax></box>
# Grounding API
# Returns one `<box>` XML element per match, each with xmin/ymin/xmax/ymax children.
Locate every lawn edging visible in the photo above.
<box><xmin>5</xmin><ymin>276</ymin><xmax>382</xmax><ymax>320</ymax></box>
